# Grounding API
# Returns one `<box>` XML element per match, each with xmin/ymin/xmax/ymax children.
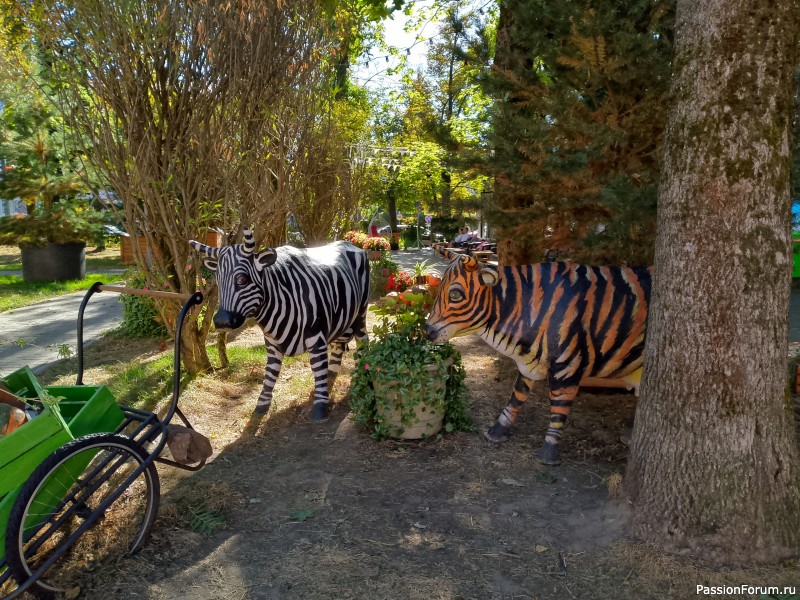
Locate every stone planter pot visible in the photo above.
<box><xmin>20</xmin><ymin>242</ymin><xmax>86</xmax><ymax>282</ymax></box>
<box><xmin>373</xmin><ymin>360</ymin><xmax>451</xmax><ymax>440</ymax></box>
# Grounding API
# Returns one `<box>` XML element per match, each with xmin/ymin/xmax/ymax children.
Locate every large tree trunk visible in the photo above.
<box><xmin>625</xmin><ymin>0</ymin><xmax>800</xmax><ymax>564</ymax></box>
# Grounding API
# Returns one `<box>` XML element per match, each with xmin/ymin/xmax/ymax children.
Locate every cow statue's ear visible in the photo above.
<box><xmin>203</xmin><ymin>258</ymin><xmax>218</xmax><ymax>272</ymax></box>
<box><xmin>254</xmin><ymin>248</ymin><xmax>278</xmax><ymax>272</ymax></box>
<box><xmin>478</xmin><ymin>268</ymin><xmax>499</xmax><ymax>287</ymax></box>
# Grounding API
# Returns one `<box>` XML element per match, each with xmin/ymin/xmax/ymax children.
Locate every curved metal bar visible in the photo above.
<box><xmin>97</xmin><ymin>285</ymin><xmax>191</xmax><ymax>301</ymax></box>
<box><xmin>76</xmin><ymin>281</ymin><xmax>105</xmax><ymax>386</ymax></box>
<box><xmin>163</xmin><ymin>291</ymin><xmax>204</xmax><ymax>426</ymax></box>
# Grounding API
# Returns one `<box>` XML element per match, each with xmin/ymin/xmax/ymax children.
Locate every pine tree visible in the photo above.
<box><xmin>486</xmin><ymin>0</ymin><xmax>674</xmax><ymax>265</ymax></box>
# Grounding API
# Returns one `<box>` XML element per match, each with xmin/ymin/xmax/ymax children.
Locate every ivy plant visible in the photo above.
<box><xmin>349</xmin><ymin>292</ymin><xmax>470</xmax><ymax>439</ymax></box>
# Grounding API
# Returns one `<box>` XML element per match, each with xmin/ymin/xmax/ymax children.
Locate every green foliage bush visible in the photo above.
<box><xmin>349</xmin><ymin>292</ymin><xmax>471</xmax><ymax>439</ymax></box>
<box><xmin>401</xmin><ymin>226</ymin><xmax>418</xmax><ymax>248</ymax></box>
<box><xmin>430</xmin><ymin>216</ymin><xmax>460</xmax><ymax>242</ymax></box>
<box><xmin>119</xmin><ymin>271</ymin><xmax>168</xmax><ymax>338</ymax></box>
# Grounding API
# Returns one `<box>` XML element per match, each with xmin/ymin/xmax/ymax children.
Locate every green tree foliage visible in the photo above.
<box><xmin>0</xmin><ymin>83</ymin><xmax>84</xmax><ymax>216</ymax></box>
<box><xmin>363</xmin><ymin>1</ymin><xmax>492</xmax><ymax>230</ymax></box>
<box><xmin>289</xmin><ymin>87</ymin><xmax>382</xmax><ymax>244</ymax></box>
<box><xmin>23</xmin><ymin>0</ymin><xmax>380</xmax><ymax>373</ymax></box>
<box><xmin>486</xmin><ymin>0</ymin><xmax>674</xmax><ymax>265</ymax></box>
<box><xmin>0</xmin><ymin>46</ymin><xmax>105</xmax><ymax>246</ymax></box>
<box><xmin>321</xmin><ymin>0</ymin><xmax>404</xmax><ymax>98</ymax></box>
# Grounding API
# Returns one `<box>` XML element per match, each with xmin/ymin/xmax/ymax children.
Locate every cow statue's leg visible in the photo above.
<box><xmin>537</xmin><ymin>383</ymin><xmax>579</xmax><ymax>466</ymax></box>
<box><xmin>313</xmin><ymin>313</ymin><xmax>367</xmax><ymax>415</ymax></box>
<box><xmin>256</xmin><ymin>343</ymin><xmax>284</xmax><ymax>415</ymax></box>
<box><xmin>352</xmin><ymin>309</ymin><xmax>368</xmax><ymax>346</ymax></box>
<box><xmin>325</xmin><ymin>341</ymin><xmax>347</xmax><ymax>395</ymax></box>
<box><xmin>484</xmin><ymin>372</ymin><xmax>535</xmax><ymax>443</ymax></box>
<box><xmin>308</xmin><ymin>336</ymin><xmax>333</xmax><ymax>423</ymax></box>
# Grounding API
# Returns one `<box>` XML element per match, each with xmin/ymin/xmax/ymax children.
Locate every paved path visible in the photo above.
<box><xmin>389</xmin><ymin>246</ymin><xmax>449</xmax><ymax>272</ymax></box>
<box><xmin>0</xmin><ymin>283</ymin><xmax>124</xmax><ymax>376</ymax></box>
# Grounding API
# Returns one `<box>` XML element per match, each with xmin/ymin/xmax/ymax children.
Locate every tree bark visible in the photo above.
<box><xmin>388</xmin><ymin>183</ymin><xmax>398</xmax><ymax>241</ymax></box>
<box><xmin>180</xmin><ymin>319</ymin><xmax>213</xmax><ymax>375</ymax></box>
<box><xmin>625</xmin><ymin>0</ymin><xmax>800</xmax><ymax>564</ymax></box>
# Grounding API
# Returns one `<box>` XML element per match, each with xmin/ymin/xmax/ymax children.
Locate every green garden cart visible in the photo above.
<box><xmin>0</xmin><ymin>283</ymin><xmax>205</xmax><ymax>599</ymax></box>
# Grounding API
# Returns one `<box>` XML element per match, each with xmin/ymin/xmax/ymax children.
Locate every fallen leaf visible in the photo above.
<box><xmin>66</xmin><ymin>586</ymin><xmax>81</xmax><ymax>600</ymax></box>
<box><xmin>535</xmin><ymin>545</ymin><xmax>548</xmax><ymax>553</ymax></box>
<box><xmin>290</xmin><ymin>508</ymin><xmax>315</xmax><ymax>522</ymax></box>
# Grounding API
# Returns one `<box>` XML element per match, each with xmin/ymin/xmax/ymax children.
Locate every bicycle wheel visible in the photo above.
<box><xmin>5</xmin><ymin>433</ymin><xmax>160</xmax><ymax>596</ymax></box>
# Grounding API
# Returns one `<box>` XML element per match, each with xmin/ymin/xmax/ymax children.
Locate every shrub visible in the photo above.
<box><xmin>119</xmin><ymin>271</ymin><xmax>168</xmax><ymax>338</ymax></box>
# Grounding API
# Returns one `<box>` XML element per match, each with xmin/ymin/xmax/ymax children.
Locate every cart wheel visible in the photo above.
<box><xmin>5</xmin><ymin>433</ymin><xmax>160</xmax><ymax>597</ymax></box>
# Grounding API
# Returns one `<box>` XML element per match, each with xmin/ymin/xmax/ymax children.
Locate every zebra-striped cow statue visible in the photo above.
<box><xmin>426</xmin><ymin>251</ymin><xmax>650</xmax><ymax>466</ymax></box>
<box><xmin>189</xmin><ymin>230</ymin><xmax>370</xmax><ymax>422</ymax></box>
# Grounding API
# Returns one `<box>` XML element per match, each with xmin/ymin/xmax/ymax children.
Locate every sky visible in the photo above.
<box><xmin>350</xmin><ymin>3</ymin><xmax>436</xmax><ymax>91</ymax></box>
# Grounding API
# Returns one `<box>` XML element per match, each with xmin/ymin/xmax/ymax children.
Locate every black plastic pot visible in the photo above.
<box><xmin>20</xmin><ymin>242</ymin><xmax>86</xmax><ymax>282</ymax></box>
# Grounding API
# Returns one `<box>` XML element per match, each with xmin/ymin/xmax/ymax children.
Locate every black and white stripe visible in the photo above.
<box><xmin>190</xmin><ymin>229</ymin><xmax>370</xmax><ymax>421</ymax></box>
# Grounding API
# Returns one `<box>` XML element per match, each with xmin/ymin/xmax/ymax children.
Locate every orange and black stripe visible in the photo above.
<box><xmin>426</xmin><ymin>251</ymin><xmax>650</xmax><ymax>465</ymax></box>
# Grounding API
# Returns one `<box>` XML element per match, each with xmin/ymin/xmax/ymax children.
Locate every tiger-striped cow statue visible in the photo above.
<box><xmin>425</xmin><ymin>252</ymin><xmax>651</xmax><ymax>466</ymax></box>
<box><xmin>190</xmin><ymin>229</ymin><xmax>370</xmax><ymax>422</ymax></box>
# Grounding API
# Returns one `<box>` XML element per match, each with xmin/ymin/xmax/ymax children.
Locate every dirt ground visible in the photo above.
<box><xmin>31</xmin><ymin>319</ymin><xmax>800</xmax><ymax>600</ymax></box>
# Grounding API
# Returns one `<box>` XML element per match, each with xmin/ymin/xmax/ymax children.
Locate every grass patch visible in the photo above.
<box><xmin>208</xmin><ymin>343</ymin><xmax>306</xmax><ymax>380</ymax></box>
<box><xmin>106</xmin><ymin>352</ymin><xmax>180</xmax><ymax>414</ymax></box>
<box><xmin>0</xmin><ymin>273</ymin><xmax>117</xmax><ymax>313</ymax></box>
<box><xmin>159</xmin><ymin>481</ymin><xmax>240</xmax><ymax>535</ymax></box>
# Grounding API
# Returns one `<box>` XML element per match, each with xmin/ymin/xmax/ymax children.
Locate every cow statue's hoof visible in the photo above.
<box><xmin>536</xmin><ymin>442</ymin><xmax>561</xmax><ymax>466</ymax></box>
<box><xmin>309</xmin><ymin>402</ymin><xmax>330</xmax><ymax>423</ymax></box>
<box><xmin>484</xmin><ymin>423</ymin><xmax>510</xmax><ymax>443</ymax></box>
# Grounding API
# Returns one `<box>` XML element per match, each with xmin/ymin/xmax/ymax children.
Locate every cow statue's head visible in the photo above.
<box><xmin>425</xmin><ymin>250</ymin><xmax>499</xmax><ymax>343</ymax></box>
<box><xmin>189</xmin><ymin>228</ymin><xmax>277</xmax><ymax>330</ymax></box>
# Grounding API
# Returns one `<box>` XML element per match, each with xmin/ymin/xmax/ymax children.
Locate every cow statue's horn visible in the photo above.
<box><xmin>461</xmin><ymin>255</ymin><xmax>479</xmax><ymax>272</ymax></box>
<box><xmin>242</xmin><ymin>228</ymin><xmax>257</xmax><ymax>255</ymax></box>
<box><xmin>438</xmin><ymin>247</ymin><xmax>479</xmax><ymax>272</ymax></box>
<box><xmin>189</xmin><ymin>238</ymin><xmax>220</xmax><ymax>258</ymax></box>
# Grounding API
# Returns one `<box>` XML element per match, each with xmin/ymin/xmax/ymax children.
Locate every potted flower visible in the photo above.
<box><xmin>386</xmin><ymin>270</ymin><xmax>414</xmax><ymax>294</ymax></box>
<box><xmin>375</xmin><ymin>254</ymin><xmax>399</xmax><ymax>277</ymax></box>
<box><xmin>412</xmin><ymin>260</ymin><xmax>433</xmax><ymax>285</ymax></box>
<box><xmin>343</xmin><ymin>230</ymin><xmax>369</xmax><ymax>248</ymax></box>
<box><xmin>363</xmin><ymin>235</ymin><xmax>391</xmax><ymax>261</ymax></box>
<box><xmin>349</xmin><ymin>292</ymin><xmax>471</xmax><ymax>440</ymax></box>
